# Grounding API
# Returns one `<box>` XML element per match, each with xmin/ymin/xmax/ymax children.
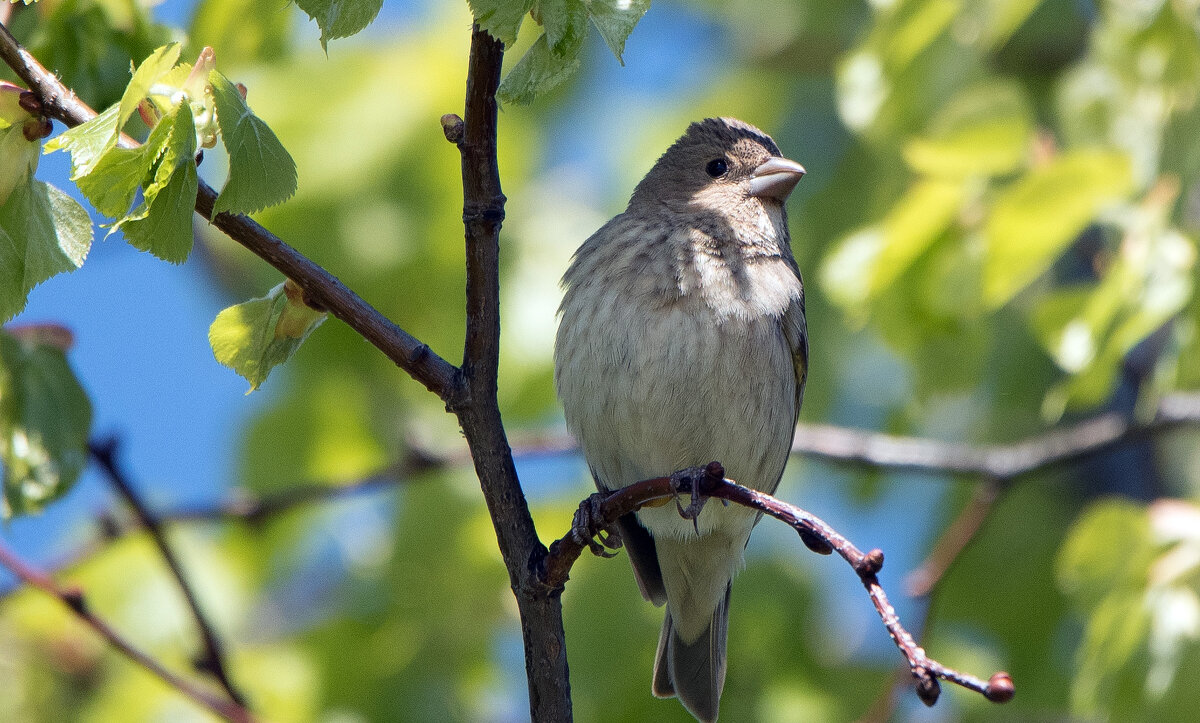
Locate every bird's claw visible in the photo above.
<box><xmin>670</xmin><ymin>466</ymin><xmax>709</xmax><ymax>532</ymax></box>
<box><xmin>571</xmin><ymin>492</ymin><xmax>623</xmax><ymax>558</ymax></box>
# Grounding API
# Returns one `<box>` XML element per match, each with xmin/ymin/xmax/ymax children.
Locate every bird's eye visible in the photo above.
<box><xmin>705</xmin><ymin>158</ymin><xmax>728</xmax><ymax>178</ymax></box>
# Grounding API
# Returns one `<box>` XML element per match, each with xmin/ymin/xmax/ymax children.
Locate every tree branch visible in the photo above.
<box><xmin>791</xmin><ymin>392</ymin><xmax>1200</xmax><ymax>478</ymax></box>
<box><xmin>88</xmin><ymin>438</ymin><xmax>245</xmax><ymax>706</ymax></box>
<box><xmin>541</xmin><ymin>462</ymin><xmax>1016</xmax><ymax>708</ymax></box>
<box><xmin>0</xmin><ymin>20</ymin><xmax>461</xmax><ymax>401</ymax></box>
<box><xmin>0</xmin><ymin>541</ymin><xmax>256</xmax><ymax>723</ymax></box>
<box><xmin>446</xmin><ymin>25</ymin><xmax>573</xmax><ymax>723</ymax></box>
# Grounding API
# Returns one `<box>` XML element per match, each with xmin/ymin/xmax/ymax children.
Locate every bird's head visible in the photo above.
<box><xmin>630</xmin><ymin>117</ymin><xmax>805</xmax><ymax>215</ymax></box>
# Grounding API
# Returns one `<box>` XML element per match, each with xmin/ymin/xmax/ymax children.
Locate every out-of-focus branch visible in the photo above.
<box><xmin>0</xmin><ymin>541</ymin><xmax>256</xmax><ymax>723</ymax></box>
<box><xmin>542</xmin><ymin>462</ymin><xmax>1016</xmax><ymax>707</ymax></box>
<box><xmin>88</xmin><ymin>438</ymin><xmax>245</xmax><ymax>706</ymax></box>
<box><xmin>0</xmin><ymin>21</ymin><xmax>461</xmax><ymax>401</ymax></box>
<box><xmin>791</xmin><ymin>392</ymin><xmax>1200</xmax><ymax>478</ymax></box>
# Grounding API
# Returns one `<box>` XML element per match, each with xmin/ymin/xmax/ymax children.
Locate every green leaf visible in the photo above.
<box><xmin>903</xmin><ymin>81</ymin><xmax>1033</xmax><ymax>178</ymax></box>
<box><xmin>209</xmin><ymin>71</ymin><xmax>298</xmax><ymax>215</ymax></box>
<box><xmin>536</xmin><ymin>0</ymin><xmax>588</xmax><ymax>54</ymax></box>
<box><xmin>116</xmin><ymin>105</ymin><xmax>198</xmax><ymax>263</ymax></box>
<box><xmin>43</xmin><ymin>103</ymin><xmax>121</xmax><ymax>179</ymax></box>
<box><xmin>294</xmin><ymin>0</ymin><xmax>385</xmax><ymax>51</ymax></box>
<box><xmin>983</xmin><ymin>151</ymin><xmax>1133</xmax><ymax>308</ymax></box>
<box><xmin>209</xmin><ymin>281</ymin><xmax>328</xmax><ymax>391</ymax></box>
<box><xmin>0</xmin><ymin>122</ymin><xmax>41</xmax><ymax>204</ymax></box>
<box><xmin>586</xmin><ymin>0</ymin><xmax>649</xmax><ymax>63</ymax></box>
<box><xmin>0</xmin><ymin>329</ymin><xmax>92</xmax><ymax>518</ymax></box>
<box><xmin>117</xmin><ymin>42</ymin><xmax>182</xmax><ymax>129</ymax></box>
<box><xmin>0</xmin><ymin>178</ymin><xmax>93</xmax><ymax>321</ymax></box>
<box><xmin>468</xmin><ymin>0</ymin><xmax>534</xmax><ymax>47</ymax></box>
<box><xmin>75</xmin><ymin>115</ymin><xmax>173</xmax><ymax>219</ymax></box>
<box><xmin>497</xmin><ymin>31</ymin><xmax>583</xmax><ymax>105</ymax></box>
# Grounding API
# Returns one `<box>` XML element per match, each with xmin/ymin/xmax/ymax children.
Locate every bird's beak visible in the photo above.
<box><xmin>748</xmin><ymin>156</ymin><xmax>806</xmax><ymax>201</ymax></box>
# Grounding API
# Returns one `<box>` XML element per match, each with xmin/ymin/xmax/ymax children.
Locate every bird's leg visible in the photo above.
<box><xmin>669</xmin><ymin>465</ymin><xmax>710</xmax><ymax>531</ymax></box>
<box><xmin>571</xmin><ymin>492</ymin><xmax>624</xmax><ymax>558</ymax></box>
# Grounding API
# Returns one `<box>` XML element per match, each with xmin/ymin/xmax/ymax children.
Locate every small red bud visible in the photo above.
<box><xmin>704</xmin><ymin>461</ymin><xmax>725</xmax><ymax>480</ymax></box>
<box><xmin>985</xmin><ymin>672</ymin><xmax>1015</xmax><ymax>703</ymax></box>
<box><xmin>18</xmin><ymin>91</ymin><xmax>42</xmax><ymax>115</ymax></box>
<box><xmin>862</xmin><ymin>548</ymin><xmax>885</xmax><ymax>574</ymax></box>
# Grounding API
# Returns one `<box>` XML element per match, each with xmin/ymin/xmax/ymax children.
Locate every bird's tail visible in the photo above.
<box><xmin>652</xmin><ymin>584</ymin><xmax>731</xmax><ymax>723</ymax></box>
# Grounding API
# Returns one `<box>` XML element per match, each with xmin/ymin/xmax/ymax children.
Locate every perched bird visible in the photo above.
<box><xmin>554</xmin><ymin>117</ymin><xmax>807</xmax><ymax>722</ymax></box>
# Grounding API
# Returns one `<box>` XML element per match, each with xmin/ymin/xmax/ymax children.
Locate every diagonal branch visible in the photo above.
<box><xmin>0</xmin><ymin>541</ymin><xmax>256</xmax><ymax>723</ymax></box>
<box><xmin>0</xmin><ymin>20</ymin><xmax>461</xmax><ymax>402</ymax></box>
<box><xmin>88</xmin><ymin>438</ymin><xmax>245</xmax><ymax>706</ymax></box>
<box><xmin>540</xmin><ymin>462</ymin><xmax>1016</xmax><ymax>708</ymax></box>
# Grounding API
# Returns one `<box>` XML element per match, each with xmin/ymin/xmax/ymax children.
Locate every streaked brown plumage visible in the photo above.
<box><xmin>555</xmin><ymin>118</ymin><xmax>807</xmax><ymax>722</ymax></box>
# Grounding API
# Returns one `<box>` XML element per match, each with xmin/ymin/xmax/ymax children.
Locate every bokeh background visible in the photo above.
<box><xmin>4</xmin><ymin>0</ymin><xmax>1200</xmax><ymax>720</ymax></box>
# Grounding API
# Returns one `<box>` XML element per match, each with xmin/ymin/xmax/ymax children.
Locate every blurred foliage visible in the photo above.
<box><xmin>4</xmin><ymin>0</ymin><xmax>1200</xmax><ymax>721</ymax></box>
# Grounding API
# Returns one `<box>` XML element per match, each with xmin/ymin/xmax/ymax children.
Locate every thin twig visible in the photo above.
<box><xmin>0</xmin><ymin>20</ymin><xmax>461</xmax><ymax>402</ymax></box>
<box><xmin>0</xmin><ymin>541</ymin><xmax>256</xmax><ymax>723</ymax></box>
<box><xmin>905</xmin><ymin>478</ymin><xmax>1008</xmax><ymax>598</ymax></box>
<box><xmin>542</xmin><ymin>462</ymin><xmax>1016</xmax><ymax>707</ymax></box>
<box><xmin>88</xmin><ymin>438</ymin><xmax>246</xmax><ymax>706</ymax></box>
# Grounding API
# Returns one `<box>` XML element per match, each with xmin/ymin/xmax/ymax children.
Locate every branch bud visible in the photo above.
<box><xmin>985</xmin><ymin>672</ymin><xmax>1015</xmax><ymax>703</ymax></box>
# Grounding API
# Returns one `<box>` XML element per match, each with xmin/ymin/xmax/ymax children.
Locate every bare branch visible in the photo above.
<box><xmin>791</xmin><ymin>392</ymin><xmax>1200</xmax><ymax>479</ymax></box>
<box><xmin>88</xmin><ymin>438</ymin><xmax>245</xmax><ymax>706</ymax></box>
<box><xmin>0</xmin><ymin>541</ymin><xmax>256</xmax><ymax>723</ymax></box>
<box><xmin>448</xmin><ymin>25</ymin><xmax>573</xmax><ymax>723</ymax></box>
<box><xmin>542</xmin><ymin>462</ymin><xmax>1015</xmax><ymax>707</ymax></box>
<box><xmin>0</xmin><ymin>21</ymin><xmax>461</xmax><ymax>401</ymax></box>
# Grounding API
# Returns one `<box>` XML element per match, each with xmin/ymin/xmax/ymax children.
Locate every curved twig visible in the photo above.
<box><xmin>541</xmin><ymin>462</ymin><xmax>1016</xmax><ymax>707</ymax></box>
<box><xmin>0</xmin><ymin>542</ymin><xmax>256</xmax><ymax>723</ymax></box>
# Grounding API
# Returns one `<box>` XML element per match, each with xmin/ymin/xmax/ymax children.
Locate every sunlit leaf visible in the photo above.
<box><xmin>983</xmin><ymin>151</ymin><xmax>1132</xmax><ymax>307</ymax></box>
<box><xmin>0</xmin><ymin>178</ymin><xmax>92</xmax><ymax>321</ymax></box>
<box><xmin>75</xmin><ymin>115</ymin><xmax>173</xmax><ymax>218</ymax></box>
<box><xmin>294</xmin><ymin>0</ymin><xmax>385</xmax><ymax>51</ymax></box>
<box><xmin>209</xmin><ymin>281</ymin><xmax>328</xmax><ymax>391</ymax></box>
<box><xmin>587</xmin><ymin>0</ymin><xmax>650</xmax><ymax>63</ymax></box>
<box><xmin>210</xmin><ymin>71</ymin><xmax>297</xmax><ymax>215</ymax></box>
<box><xmin>44</xmin><ymin>103</ymin><xmax>121</xmax><ymax>179</ymax></box>
<box><xmin>537</xmin><ymin>0</ymin><xmax>587</xmax><ymax>54</ymax></box>
<box><xmin>497</xmin><ymin>32</ymin><xmax>583</xmax><ymax>105</ymax></box>
<box><xmin>903</xmin><ymin>81</ymin><xmax>1032</xmax><ymax>177</ymax></box>
<box><xmin>116</xmin><ymin>105</ymin><xmax>198</xmax><ymax>263</ymax></box>
<box><xmin>468</xmin><ymin>0</ymin><xmax>534</xmax><ymax>46</ymax></box>
<box><xmin>0</xmin><ymin>329</ymin><xmax>92</xmax><ymax>518</ymax></box>
<box><xmin>117</xmin><ymin>42</ymin><xmax>181</xmax><ymax>129</ymax></box>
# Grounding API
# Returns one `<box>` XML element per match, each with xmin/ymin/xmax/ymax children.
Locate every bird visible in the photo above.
<box><xmin>554</xmin><ymin>117</ymin><xmax>807</xmax><ymax>722</ymax></box>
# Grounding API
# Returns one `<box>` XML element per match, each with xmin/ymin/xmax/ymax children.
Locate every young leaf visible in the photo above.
<box><xmin>587</xmin><ymin>0</ymin><xmax>650</xmax><ymax>63</ymax></box>
<box><xmin>497</xmin><ymin>32</ymin><xmax>583</xmax><ymax>105</ymax></box>
<box><xmin>43</xmin><ymin>103</ymin><xmax>121</xmax><ymax>179</ymax></box>
<box><xmin>537</xmin><ymin>0</ymin><xmax>588</xmax><ymax>54</ymax></box>
<box><xmin>983</xmin><ymin>151</ymin><xmax>1132</xmax><ymax>308</ymax></box>
<box><xmin>294</xmin><ymin>0</ymin><xmax>385</xmax><ymax>51</ymax></box>
<box><xmin>209</xmin><ymin>280</ymin><xmax>328</xmax><ymax>391</ymax></box>
<box><xmin>468</xmin><ymin>0</ymin><xmax>535</xmax><ymax>47</ymax></box>
<box><xmin>115</xmin><ymin>106</ymin><xmax>198</xmax><ymax>263</ymax></box>
<box><xmin>210</xmin><ymin>71</ymin><xmax>298</xmax><ymax>215</ymax></box>
<box><xmin>75</xmin><ymin>115</ymin><xmax>173</xmax><ymax>219</ymax></box>
<box><xmin>0</xmin><ymin>178</ymin><xmax>93</xmax><ymax>321</ymax></box>
<box><xmin>118</xmin><ymin>42</ymin><xmax>182</xmax><ymax>129</ymax></box>
<box><xmin>0</xmin><ymin>329</ymin><xmax>92</xmax><ymax>518</ymax></box>
<box><xmin>0</xmin><ymin>121</ymin><xmax>41</xmax><ymax>204</ymax></box>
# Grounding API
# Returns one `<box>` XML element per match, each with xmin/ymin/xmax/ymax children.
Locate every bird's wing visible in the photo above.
<box><xmin>782</xmin><ymin>280</ymin><xmax>808</xmax><ymax>424</ymax></box>
<box><xmin>614</xmin><ymin>513</ymin><xmax>667</xmax><ymax>606</ymax></box>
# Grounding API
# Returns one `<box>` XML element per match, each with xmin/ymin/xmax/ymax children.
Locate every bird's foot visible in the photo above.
<box><xmin>571</xmin><ymin>492</ymin><xmax>623</xmax><ymax>558</ymax></box>
<box><xmin>669</xmin><ymin>465</ymin><xmax>711</xmax><ymax>532</ymax></box>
